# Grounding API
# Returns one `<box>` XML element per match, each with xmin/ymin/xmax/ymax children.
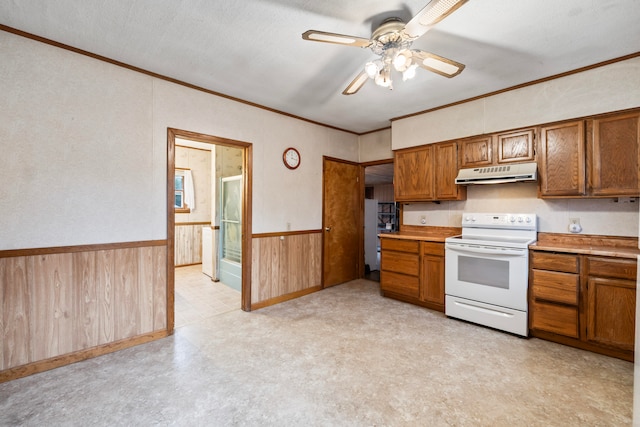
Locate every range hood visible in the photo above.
<box><xmin>455</xmin><ymin>162</ymin><xmax>538</xmax><ymax>185</ymax></box>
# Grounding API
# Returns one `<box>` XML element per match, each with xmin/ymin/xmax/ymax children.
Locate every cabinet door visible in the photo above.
<box><xmin>539</xmin><ymin>121</ymin><xmax>586</xmax><ymax>197</ymax></box>
<box><xmin>420</xmin><ymin>254</ymin><xmax>444</xmax><ymax>306</ymax></box>
<box><xmin>459</xmin><ymin>136</ymin><xmax>493</xmax><ymax>167</ymax></box>
<box><xmin>590</xmin><ymin>112</ymin><xmax>640</xmax><ymax>197</ymax></box>
<box><xmin>394</xmin><ymin>146</ymin><xmax>434</xmax><ymax>201</ymax></box>
<box><xmin>586</xmin><ymin>276</ymin><xmax>636</xmax><ymax>351</ymax></box>
<box><xmin>496</xmin><ymin>128</ymin><xmax>535</xmax><ymax>164</ymax></box>
<box><xmin>434</xmin><ymin>142</ymin><xmax>464</xmax><ymax>200</ymax></box>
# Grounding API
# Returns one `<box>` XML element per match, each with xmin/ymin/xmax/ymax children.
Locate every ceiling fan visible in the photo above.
<box><xmin>302</xmin><ymin>0</ymin><xmax>467</xmax><ymax>95</ymax></box>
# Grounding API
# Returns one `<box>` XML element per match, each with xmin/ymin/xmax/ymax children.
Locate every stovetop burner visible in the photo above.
<box><xmin>445</xmin><ymin>212</ymin><xmax>538</xmax><ymax>249</ymax></box>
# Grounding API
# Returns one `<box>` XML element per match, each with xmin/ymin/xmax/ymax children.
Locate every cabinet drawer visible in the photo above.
<box><xmin>381</xmin><ymin>251</ymin><xmax>419</xmax><ymax>276</ymax></box>
<box><xmin>532</xmin><ymin>270</ymin><xmax>579</xmax><ymax>305</ymax></box>
<box><xmin>531</xmin><ymin>251</ymin><xmax>579</xmax><ymax>273</ymax></box>
<box><xmin>421</xmin><ymin>241</ymin><xmax>444</xmax><ymax>256</ymax></box>
<box><xmin>531</xmin><ymin>300</ymin><xmax>579</xmax><ymax>338</ymax></box>
<box><xmin>380</xmin><ymin>271</ymin><xmax>420</xmax><ymax>299</ymax></box>
<box><xmin>587</xmin><ymin>257</ymin><xmax>637</xmax><ymax>280</ymax></box>
<box><xmin>380</xmin><ymin>238</ymin><xmax>419</xmax><ymax>253</ymax></box>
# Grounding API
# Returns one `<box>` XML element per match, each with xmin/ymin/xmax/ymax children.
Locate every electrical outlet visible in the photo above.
<box><xmin>568</xmin><ymin>218</ymin><xmax>582</xmax><ymax>233</ymax></box>
<box><xmin>420</xmin><ymin>215</ymin><xmax>427</xmax><ymax>225</ymax></box>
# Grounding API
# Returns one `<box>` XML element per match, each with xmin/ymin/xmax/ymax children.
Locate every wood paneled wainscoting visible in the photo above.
<box><xmin>175</xmin><ymin>222</ymin><xmax>207</xmax><ymax>266</ymax></box>
<box><xmin>0</xmin><ymin>241</ymin><xmax>168</xmax><ymax>383</ymax></box>
<box><xmin>251</xmin><ymin>230</ymin><xmax>322</xmax><ymax>309</ymax></box>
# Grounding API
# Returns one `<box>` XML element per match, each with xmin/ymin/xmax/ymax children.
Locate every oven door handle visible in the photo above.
<box><xmin>445</xmin><ymin>244</ymin><xmax>526</xmax><ymax>257</ymax></box>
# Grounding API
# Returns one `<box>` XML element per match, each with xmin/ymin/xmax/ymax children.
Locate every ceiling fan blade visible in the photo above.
<box><xmin>402</xmin><ymin>0</ymin><xmax>468</xmax><ymax>39</ymax></box>
<box><xmin>411</xmin><ymin>50</ymin><xmax>465</xmax><ymax>77</ymax></box>
<box><xmin>342</xmin><ymin>71</ymin><xmax>369</xmax><ymax>95</ymax></box>
<box><xmin>302</xmin><ymin>30</ymin><xmax>372</xmax><ymax>48</ymax></box>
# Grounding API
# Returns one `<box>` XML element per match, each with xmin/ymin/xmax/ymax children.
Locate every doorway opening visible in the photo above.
<box><xmin>167</xmin><ymin>128</ymin><xmax>252</xmax><ymax>333</ymax></box>
<box><xmin>362</xmin><ymin>160</ymin><xmax>395</xmax><ymax>282</ymax></box>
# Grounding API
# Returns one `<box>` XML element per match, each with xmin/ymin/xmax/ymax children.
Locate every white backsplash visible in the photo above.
<box><xmin>403</xmin><ymin>182</ymin><xmax>639</xmax><ymax>237</ymax></box>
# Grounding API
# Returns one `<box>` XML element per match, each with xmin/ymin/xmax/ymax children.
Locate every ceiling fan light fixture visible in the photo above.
<box><xmin>365</xmin><ymin>60</ymin><xmax>382</xmax><ymax>78</ymax></box>
<box><xmin>393</xmin><ymin>49</ymin><xmax>413</xmax><ymax>72</ymax></box>
<box><xmin>374</xmin><ymin>64</ymin><xmax>393</xmax><ymax>89</ymax></box>
<box><xmin>303</xmin><ymin>0</ymin><xmax>468</xmax><ymax>95</ymax></box>
<box><xmin>402</xmin><ymin>64</ymin><xmax>418</xmax><ymax>81</ymax></box>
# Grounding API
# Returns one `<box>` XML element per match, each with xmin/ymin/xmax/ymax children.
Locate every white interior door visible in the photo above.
<box><xmin>218</xmin><ymin>175</ymin><xmax>242</xmax><ymax>291</ymax></box>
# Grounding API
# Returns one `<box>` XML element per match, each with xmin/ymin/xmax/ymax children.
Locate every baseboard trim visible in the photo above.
<box><xmin>251</xmin><ymin>285</ymin><xmax>322</xmax><ymax>310</ymax></box>
<box><xmin>0</xmin><ymin>330</ymin><xmax>169</xmax><ymax>383</ymax></box>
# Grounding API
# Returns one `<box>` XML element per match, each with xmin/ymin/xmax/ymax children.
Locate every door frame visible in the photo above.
<box><xmin>167</xmin><ymin>128</ymin><xmax>253</xmax><ymax>334</ymax></box>
<box><xmin>322</xmin><ymin>156</ymin><xmax>364</xmax><ymax>287</ymax></box>
<box><xmin>360</xmin><ymin>158</ymin><xmax>395</xmax><ymax>275</ymax></box>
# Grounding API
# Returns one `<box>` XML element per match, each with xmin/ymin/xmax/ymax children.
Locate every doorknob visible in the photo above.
<box><xmin>325</xmin><ymin>227</ymin><xmax>332</xmax><ymax>232</ymax></box>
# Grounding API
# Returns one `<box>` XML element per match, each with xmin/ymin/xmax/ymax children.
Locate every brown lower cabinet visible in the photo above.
<box><xmin>530</xmin><ymin>250</ymin><xmax>636</xmax><ymax>361</ymax></box>
<box><xmin>380</xmin><ymin>237</ymin><xmax>445</xmax><ymax>312</ymax></box>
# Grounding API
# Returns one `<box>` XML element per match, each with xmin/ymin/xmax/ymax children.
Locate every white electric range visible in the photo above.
<box><xmin>444</xmin><ymin>213</ymin><xmax>537</xmax><ymax>336</ymax></box>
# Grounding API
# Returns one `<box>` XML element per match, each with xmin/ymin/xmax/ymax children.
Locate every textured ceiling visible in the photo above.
<box><xmin>1</xmin><ymin>0</ymin><xmax>639</xmax><ymax>134</ymax></box>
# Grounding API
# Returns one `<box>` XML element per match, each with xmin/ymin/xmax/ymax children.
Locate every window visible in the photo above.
<box><xmin>175</xmin><ymin>169</ymin><xmax>191</xmax><ymax>213</ymax></box>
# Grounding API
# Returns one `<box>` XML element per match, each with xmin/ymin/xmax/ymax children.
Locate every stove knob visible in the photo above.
<box><xmin>517</xmin><ymin>216</ymin><xmax>523</xmax><ymax>222</ymax></box>
<box><xmin>465</xmin><ymin>216</ymin><xmax>471</xmax><ymax>222</ymax></box>
<box><xmin>471</xmin><ymin>217</ymin><xmax>476</xmax><ymax>222</ymax></box>
<box><xmin>509</xmin><ymin>216</ymin><xmax>516</xmax><ymax>222</ymax></box>
<box><xmin>525</xmin><ymin>216</ymin><xmax>532</xmax><ymax>223</ymax></box>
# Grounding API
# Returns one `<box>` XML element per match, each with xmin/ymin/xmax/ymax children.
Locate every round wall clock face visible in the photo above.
<box><xmin>283</xmin><ymin>147</ymin><xmax>301</xmax><ymax>169</ymax></box>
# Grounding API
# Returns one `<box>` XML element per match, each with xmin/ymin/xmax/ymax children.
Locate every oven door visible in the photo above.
<box><xmin>445</xmin><ymin>243</ymin><xmax>529</xmax><ymax>311</ymax></box>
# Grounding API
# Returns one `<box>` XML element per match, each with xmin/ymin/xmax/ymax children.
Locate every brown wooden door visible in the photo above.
<box><xmin>590</xmin><ymin>112</ymin><xmax>640</xmax><ymax>197</ymax></box>
<box><xmin>539</xmin><ymin>121</ymin><xmax>586</xmax><ymax>197</ymax></box>
<box><xmin>322</xmin><ymin>157</ymin><xmax>361</xmax><ymax>288</ymax></box>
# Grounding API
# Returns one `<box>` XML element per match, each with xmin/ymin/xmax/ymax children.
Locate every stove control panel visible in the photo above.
<box><xmin>461</xmin><ymin>213</ymin><xmax>537</xmax><ymax>230</ymax></box>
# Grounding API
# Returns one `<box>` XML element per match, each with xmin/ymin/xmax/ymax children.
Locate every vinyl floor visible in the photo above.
<box><xmin>0</xmin><ymin>274</ymin><xmax>633</xmax><ymax>426</ymax></box>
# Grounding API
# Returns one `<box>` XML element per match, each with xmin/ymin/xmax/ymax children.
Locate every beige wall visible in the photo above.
<box><xmin>0</xmin><ymin>30</ymin><xmax>359</xmax><ymax>251</ymax></box>
<box><xmin>358</xmin><ymin>128</ymin><xmax>392</xmax><ymax>162</ymax></box>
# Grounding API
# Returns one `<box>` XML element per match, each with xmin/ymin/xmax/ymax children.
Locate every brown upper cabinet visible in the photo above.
<box><xmin>395</xmin><ymin>145</ymin><xmax>434</xmax><ymax>201</ymax></box>
<box><xmin>460</xmin><ymin>128</ymin><xmax>536</xmax><ymax>168</ymax></box>
<box><xmin>589</xmin><ymin>112</ymin><xmax>640</xmax><ymax>197</ymax></box>
<box><xmin>459</xmin><ymin>136</ymin><xmax>493</xmax><ymax>167</ymax></box>
<box><xmin>538</xmin><ymin>120</ymin><xmax>586</xmax><ymax>197</ymax></box>
<box><xmin>394</xmin><ymin>141</ymin><xmax>466</xmax><ymax>202</ymax></box>
<box><xmin>496</xmin><ymin>128</ymin><xmax>536</xmax><ymax>163</ymax></box>
<box><xmin>539</xmin><ymin>111</ymin><xmax>640</xmax><ymax>198</ymax></box>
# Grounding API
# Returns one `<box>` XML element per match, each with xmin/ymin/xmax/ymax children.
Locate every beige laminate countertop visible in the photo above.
<box><xmin>529</xmin><ymin>233</ymin><xmax>640</xmax><ymax>259</ymax></box>
<box><xmin>378</xmin><ymin>226</ymin><xmax>461</xmax><ymax>243</ymax></box>
<box><xmin>529</xmin><ymin>241</ymin><xmax>640</xmax><ymax>259</ymax></box>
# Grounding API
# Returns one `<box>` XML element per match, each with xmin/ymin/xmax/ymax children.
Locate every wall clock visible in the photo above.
<box><xmin>283</xmin><ymin>147</ymin><xmax>301</xmax><ymax>170</ymax></box>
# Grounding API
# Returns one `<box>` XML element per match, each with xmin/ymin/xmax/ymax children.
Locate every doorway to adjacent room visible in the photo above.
<box><xmin>363</xmin><ymin>160</ymin><xmax>395</xmax><ymax>282</ymax></box>
<box><xmin>167</xmin><ymin>128</ymin><xmax>252</xmax><ymax>333</ymax></box>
